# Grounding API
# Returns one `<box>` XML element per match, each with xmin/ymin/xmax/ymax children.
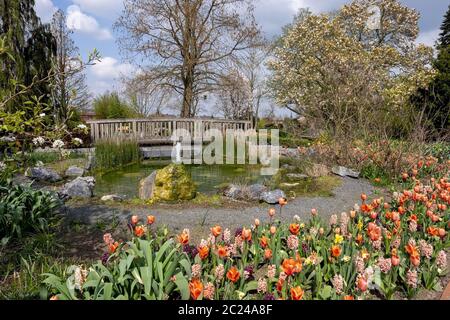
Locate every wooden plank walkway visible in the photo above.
<box><xmin>87</xmin><ymin>118</ymin><xmax>253</xmax><ymax>144</ymax></box>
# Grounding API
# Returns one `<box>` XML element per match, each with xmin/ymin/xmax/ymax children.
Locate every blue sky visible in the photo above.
<box><xmin>35</xmin><ymin>0</ymin><xmax>449</xmax><ymax>101</ymax></box>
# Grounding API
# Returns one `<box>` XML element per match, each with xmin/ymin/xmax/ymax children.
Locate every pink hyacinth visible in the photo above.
<box><xmin>406</xmin><ymin>269</ymin><xmax>418</xmax><ymax>288</ymax></box>
<box><xmin>409</xmin><ymin>220</ymin><xmax>417</xmax><ymax>232</ymax></box>
<box><xmin>391</xmin><ymin>237</ymin><xmax>401</xmax><ymax>249</ymax></box>
<box><xmin>354</xmin><ymin>256</ymin><xmax>365</xmax><ymax>274</ymax></box>
<box><xmin>203</xmin><ymin>282</ymin><xmax>215</xmax><ymax>300</ymax></box>
<box><xmin>191</xmin><ymin>264</ymin><xmax>202</xmax><ymax>278</ymax></box>
<box><xmin>329</xmin><ymin>214</ymin><xmax>338</xmax><ymax>226</ymax></box>
<box><xmin>267</xmin><ymin>264</ymin><xmax>276</xmax><ymax>278</ymax></box>
<box><xmin>437</xmin><ymin>250</ymin><xmax>447</xmax><ymax>269</ymax></box>
<box><xmin>103</xmin><ymin>233</ymin><xmax>113</xmax><ymax>245</ymax></box>
<box><xmin>331</xmin><ymin>274</ymin><xmax>344</xmax><ymax>295</ymax></box>
<box><xmin>371</xmin><ymin>239</ymin><xmax>382</xmax><ymax>251</ymax></box>
<box><xmin>377</xmin><ymin>257</ymin><xmax>392</xmax><ymax>274</ymax></box>
<box><xmin>223</xmin><ymin>228</ymin><xmax>231</xmax><ymax>243</ymax></box>
<box><xmin>340</xmin><ymin>212</ymin><xmax>349</xmax><ymax>235</ymax></box>
<box><xmin>287</xmin><ymin>235</ymin><xmax>299</xmax><ymax>250</ymax></box>
<box><xmin>215</xmin><ymin>264</ymin><xmax>225</xmax><ymax>282</ymax></box>
<box><xmin>279</xmin><ymin>271</ymin><xmax>287</xmax><ymax>281</ymax></box>
<box><xmin>207</xmin><ymin>234</ymin><xmax>216</xmax><ymax>245</ymax></box>
<box><xmin>257</xmin><ymin>278</ymin><xmax>267</xmax><ymax>294</ymax></box>
<box><xmin>418</xmin><ymin>240</ymin><xmax>433</xmax><ymax>259</ymax></box>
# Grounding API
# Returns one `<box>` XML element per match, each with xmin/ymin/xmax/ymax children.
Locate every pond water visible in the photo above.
<box><xmin>95</xmin><ymin>161</ymin><xmax>271</xmax><ymax>198</ymax></box>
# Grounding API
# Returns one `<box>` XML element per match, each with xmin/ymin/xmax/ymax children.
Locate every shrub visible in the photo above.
<box><xmin>94</xmin><ymin>137</ymin><xmax>141</xmax><ymax>171</ymax></box>
<box><xmin>93</xmin><ymin>92</ymin><xmax>136</xmax><ymax>119</ymax></box>
<box><xmin>0</xmin><ymin>181</ymin><xmax>61</xmax><ymax>244</ymax></box>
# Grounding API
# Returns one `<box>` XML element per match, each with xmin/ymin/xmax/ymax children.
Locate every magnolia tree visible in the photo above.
<box><xmin>268</xmin><ymin>0</ymin><xmax>435</xmax><ymax>138</ymax></box>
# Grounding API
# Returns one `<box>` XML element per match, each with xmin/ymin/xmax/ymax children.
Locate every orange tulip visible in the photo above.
<box><xmin>254</xmin><ymin>218</ymin><xmax>260</xmax><ymax>227</ymax></box>
<box><xmin>49</xmin><ymin>295</ymin><xmax>59</xmax><ymax>300</ymax></box>
<box><xmin>260</xmin><ymin>236</ymin><xmax>269</xmax><ymax>248</ymax></box>
<box><xmin>361</xmin><ymin>193</ymin><xmax>367</xmax><ymax>202</ymax></box>
<box><xmin>311</xmin><ymin>208</ymin><xmax>317</xmax><ymax>216</ymax></box>
<box><xmin>281</xmin><ymin>258</ymin><xmax>301</xmax><ymax>276</ymax></box>
<box><xmin>343</xmin><ymin>295</ymin><xmax>354</xmax><ymax>300</ymax></box>
<box><xmin>108</xmin><ymin>241</ymin><xmax>119</xmax><ymax>254</ymax></box>
<box><xmin>189</xmin><ymin>279</ymin><xmax>203</xmax><ymax>300</ymax></box>
<box><xmin>147</xmin><ymin>215</ymin><xmax>155</xmax><ymax>225</ymax></box>
<box><xmin>241</xmin><ymin>228</ymin><xmax>252</xmax><ymax>241</ymax></box>
<box><xmin>367</xmin><ymin>222</ymin><xmax>381</xmax><ymax>241</ymax></box>
<box><xmin>270</xmin><ymin>226</ymin><xmax>276</xmax><ymax>234</ymax></box>
<box><xmin>131</xmin><ymin>215</ymin><xmax>139</xmax><ymax>225</ymax></box>
<box><xmin>289</xmin><ymin>223</ymin><xmax>300</xmax><ymax>235</ymax></box>
<box><xmin>226</xmin><ymin>267</ymin><xmax>240</xmax><ymax>283</ymax></box>
<box><xmin>269</xmin><ymin>208</ymin><xmax>276</xmax><ymax>217</ymax></box>
<box><xmin>178</xmin><ymin>231</ymin><xmax>189</xmax><ymax>245</ymax></box>
<box><xmin>217</xmin><ymin>245</ymin><xmax>228</xmax><ymax>258</ymax></box>
<box><xmin>279</xmin><ymin>197</ymin><xmax>287</xmax><ymax>206</ymax></box>
<box><xmin>211</xmin><ymin>225</ymin><xmax>222</xmax><ymax>237</ymax></box>
<box><xmin>198</xmin><ymin>246</ymin><xmax>210</xmax><ymax>260</ymax></box>
<box><xmin>264</xmin><ymin>248</ymin><xmax>272</xmax><ymax>260</ymax></box>
<box><xmin>290</xmin><ymin>286</ymin><xmax>304</xmax><ymax>300</ymax></box>
<box><xmin>134</xmin><ymin>225</ymin><xmax>145</xmax><ymax>237</ymax></box>
<box><xmin>331</xmin><ymin>245</ymin><xmax>341</xmax><ymax>258</ymax></box>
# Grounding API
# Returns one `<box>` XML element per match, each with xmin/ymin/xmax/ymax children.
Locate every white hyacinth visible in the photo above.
<box><xmin>77</xmin><ymin>124</ymin><xmax>87</xmax><ymax>130</ymax></box>
<box><xmin>32</xmin><ymin>136</ymin><xmax>45</xmax><ymax>146</ymax></box>
<box><xmin>52</xmin><ymin>139</ymin><xmax>65</xmax><ymax>149</ymax></box>
<box><xmin>73</xmin><ymin>138</ymin><xmax>83</xmax><ymax>145</ymax></box>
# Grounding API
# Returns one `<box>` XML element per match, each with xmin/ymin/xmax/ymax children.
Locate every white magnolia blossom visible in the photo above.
<box><xmin>52</xmin><ymin>139</ymin><xmax>65</xmax><ymax>149</ymax></box>
<box><xmin>73</xmin><ymin>138</ymin><xmax>83</xmax><ymax>145</ymax></box>
<box><xmin>32</xmin><ymin>136</ymin><xmax>46</xmax><ymax>146</ymax></box>
<box><xmin>77</xmin><ymin>124</ymin><xmax>87</xmax><ymax>130</ymax></box>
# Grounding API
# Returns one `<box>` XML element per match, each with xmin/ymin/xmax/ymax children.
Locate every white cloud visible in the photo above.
<box><xmin>416</xmin><ymin>29</ymin><xmax>440</xmax><ymax>48</ymax></box>
<box><xmin>73</xmin><ymin>0</ymin><xmax>123</xmax><ymax>17</ymax></box>
<box><xmin>34</xmin><ymin>0</ymin><xmax>58</xmax><ymax>23</ymax></box>
<box><xmin>66</xmin><ymin>5</ymin><xmax>113</xmax><ymax>40</ymax></box>
<box><xmin>91</xmin><ymin>57</ymin><xmax>135</xmax><ymax>79</ymax></box>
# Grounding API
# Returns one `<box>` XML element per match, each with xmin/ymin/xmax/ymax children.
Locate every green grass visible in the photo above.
<box><xmin>94</xmin><ymin>137</ymin><xmax>141</xmax><ymax>171</ymax></box>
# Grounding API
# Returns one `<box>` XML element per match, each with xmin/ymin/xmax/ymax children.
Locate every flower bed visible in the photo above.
<box><xmin>44</xmin><ymin>160</ymin><xmax>449</xmax><ymax>300</ymax></box>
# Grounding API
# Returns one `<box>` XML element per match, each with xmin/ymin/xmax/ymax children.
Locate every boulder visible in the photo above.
<box><xmin>305</xmin><ymin>163</ymin><xmax>330</xmax><ymax>178</ymax></box>
<box><xmin>138</xmin><ymin>171</ymin><xmax>157</xmax><ymax>200</ymax></box>
<box><xmin>259</xmin><ymin>189</ymin><xmax>286</xmax><ymax>204</ymax></box>
<box><xmin>280</xmin><ymin>148</ymin><xmax>300</xmax><ymax>158</ymax></box>
<box><xmin>143</xmin><ymin>164</ymin><xmax>196</xmax><ymax>201</ymax></box>
<box><xmin>247</xmin><ymin>184</ymin><xmax>268</xmax><ymax>201</ymax></box>
<box><xmin>61</xmin><ymin>176</ymin><xmax>95</xmax><ymax>198</ymax></box>
<box><xmin>331</xmin><ymin>166</ymin><xmax>360</xmax><ymax>178</ymax></box>
<box><xmin>101</xmin><ymin>194</ymin><xmax>124</xmax><ymax>202</ymax></box>
<box><xmin>25</xmin><ymin>167</ymin><xmax>62</xmax><ymax>182</ymax></box>
<box><xmin>65</xmin><ymin>166</ymin><xmax>84</xmax><ymax>177</ymax></box>
<box><xmin>223</xmin><ymin>184</ymin><xmax>243</xmax><ymax>200</ymax></box>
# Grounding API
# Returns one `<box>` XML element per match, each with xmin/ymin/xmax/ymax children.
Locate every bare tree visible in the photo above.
<box><xmin>115</xmin><ymin>0</ymin><xmax>261</xmax><ymax>118</ymax></box>
<box><xmin>50</xmin><ymin>9</ymin><xmax>91</xmax><ymax>125</ymax></box>
<box><xmin>215</xmin><ymin>69</ymin><xmax>251</xmax><ymax>120</ymax></box>
<box><xmin>125</xmin><ymin>77</ymin><xmax>171</xmax><ymax>116</ymax></box>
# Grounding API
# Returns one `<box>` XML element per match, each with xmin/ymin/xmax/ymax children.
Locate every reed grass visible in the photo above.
<box><xmin>94</xmin><ymin>137</ymin><xmax>140</xmax><ymax>171</ymax></box>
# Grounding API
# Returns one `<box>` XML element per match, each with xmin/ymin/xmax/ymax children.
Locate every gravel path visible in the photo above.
<box><xmin>65</xmin><ymin>177</ymin><xmax>380</xmax><ymax>237</ymax></box>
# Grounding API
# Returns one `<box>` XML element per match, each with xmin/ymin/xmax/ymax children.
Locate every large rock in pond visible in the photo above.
<box><xmin>139</xmin><ymin>164</ymin><xmax>196</xmax><ymax>201</ymax></box>
<box><xmin>139</xmin><ymin>171</ymin><xmax>157</xmax><ymax>200</ymax></box>
<box><xmin>223</xmin><ymin>183</ymin><xmax>268</xmax><ymax>201</ymax></box>
<box><xmin>25</xmin><ymin>166</ymin><xmax>62</xmax><ymax>182</ymax></box>
<box><xmin>65</xmin><ymin>166</ymin><xmax>84</xmax><ymax>177</ymax></box>
<box><xmin>247</xmin><ymin>184</ymin><xmax>268</xmax><ymax>201</ymax></box>
<box><xmin>223</xmin><ymin>184</ymin><xmax>243</xmax><ymax>200</ymax></box>
<box><xmin>259</xmin><ymin>189</ymin><xmax>286</xmax><ymax>204</ymax></box>
<box><xmin>61</xmin><ymin>176</ymin><xmax>95</xmax><ymax>198</ymax></box>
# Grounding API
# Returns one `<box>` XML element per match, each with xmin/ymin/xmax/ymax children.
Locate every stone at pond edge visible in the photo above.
<box><xmin>101</xmin><ymin>194</ymin><xmax>124</xmax><ymax>202</ymax></box>
<box><xmin>65</xmin><ymin>166</ymin><xmax>85</xmax><ymax>177</ymax></box>
<box><xmin>286</xmin><ymin>173</ymin><xmax>309</xmax><ymax>180</ymax></box>
<box><xmin>259</xmin><ymin>189</ymin><xmax>286</xmax><ymax>204</ymax></box>
<box><xmin>60</xmin><ymin>176</ymin><xmax>95</xmax><ymax>198</ymax></box>
<box><xmin>331</xmin><ymin>166</ymin><xmax>360</xmax><ymax>178</ymax></box>
<box><xmin>25</xmin><ymin>167</ymin><xmax>62</xmax><ymax>182</ymax></box>
<box><xmin>139</xmin><ymin>171</ymin><xmax>157</xmax><ymax>200</ymax></box>
<box><xmin>305</xmin><ymin>163</ymin><xmax>330</xmax><ymax>178</ymax></box>
<box><xmin>247</xmin><ymin>184</ymin><xmax>268</xmax><ymax>201</ymax></box>
<box><xmin>223</xmin><ymin>184</ymin><xmax>243</xmax><ymax>200</ymax></box>
<box><xmin>149</xmin><ymin>164</ymin><xmax>196</xmax><ymax>201</ymax></box>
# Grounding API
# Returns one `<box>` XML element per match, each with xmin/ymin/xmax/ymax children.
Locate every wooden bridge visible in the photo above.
<box><xmin>87</xmin><ymin>118</ymin><xmax>253</xmax><ymax>144</ymax></box>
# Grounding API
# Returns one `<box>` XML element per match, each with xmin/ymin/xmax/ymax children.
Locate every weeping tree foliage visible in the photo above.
<box><xmin>0</xmin><ymin>0</ymin><xmax>56</xmax><ymax>111</ymax></box>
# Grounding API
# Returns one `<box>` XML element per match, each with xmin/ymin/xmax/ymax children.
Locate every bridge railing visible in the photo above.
<box><xmin>86</xmin><ymin>118</ymin><xmax>253</xmax><ymax>144</ymax></box>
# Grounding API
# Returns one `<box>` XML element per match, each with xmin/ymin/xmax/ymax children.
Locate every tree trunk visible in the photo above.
<box><xmin>181</xmin><ymin>72</ymin><xmax>194</xmax><ymax>117</ymax></box>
